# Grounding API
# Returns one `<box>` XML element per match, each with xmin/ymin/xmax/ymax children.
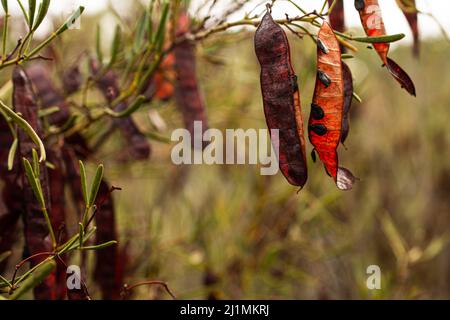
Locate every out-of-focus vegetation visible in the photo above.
<box><xmin>97</xmin><ymin>35</ymin><xmax>449</xmax><ymax>299</ymax></box>
<box><xmin>1</xmin><ymin>2</ymin><xmax>449</xmax><ymax>300</ymax></box>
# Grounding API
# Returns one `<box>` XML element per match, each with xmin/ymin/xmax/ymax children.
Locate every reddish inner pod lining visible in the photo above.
<box><xmin>308</xmin><ymin>22</ymin><xmax>356</xmax><ymax>191</ymax></box>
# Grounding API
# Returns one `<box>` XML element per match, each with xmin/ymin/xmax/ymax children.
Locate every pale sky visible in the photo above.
<box><xmin>4</xmin><ymin>0</ymin><xmax>450</xmax><ymax>45</ymax></box>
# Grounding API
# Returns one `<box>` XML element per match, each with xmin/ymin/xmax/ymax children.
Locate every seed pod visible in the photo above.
<box><xmin>27</xmin><ymin>64</ymin><xmax>91</xmax><ymax>158</ymax></box>
<box><xmin>155</xmin><ymin>53</ymin><xmax>176</xmax><ymax>101</ymax></box>
<box><xmin>66</xmin><ymin>266</ymin><xmax>91</xmax><ymax>300</ymax></box>
<box><xmin>0</xmin><ymin>118</ymin><xmax>21</xmax><ymax>273</ymax></box>
<box><xmin>93</xmin><ymin>181</ymin><xmax>122</xmax><ymax>300</ymax></box>
<box><xmin>12</xmin><ymin>66</ymin><xmax>56</xmax><ymax>299</ymax></box>
<box><xmin>174</xmin><ymin>12</ymin><xmax>209</xmax><ymax>150</ymax></box>
<box><xmin>328</xmin><ymin>0</ymin><xmax>346</xmax><ymax>51</ymax></box>
<box><xmin>340</xmin><ymin>62</ymin><xmax>353</xmax><ymax>143</ymax></box>
<box><xmin>27</xmin><ymin>64</ymin><xmax>71</xmax><ymax>126</ymax></box>
<box><xmin>254</xmin><ymin>11</ymin><xmax>308</xmax><ymax>187</ymax></box>
<box><xmin>396</xmin><ymin>0</ymin><xmax>419</xmax><ymax>57</ymax></box>
<box><xmin>308</xmin><ymin>22</ymin><xmax>355</xmax><ymax>191</ymax></box>
<box><xmin>355</xmin><ymin>0</ymin><xmax>416</xmax><ymax>96</ymax></box>
<box><xmin>47</xmin><ymin>149</ymin><xmax>68</xmax><ymax>299</ymax></box>
<box><xmin>90</xmin><ymin>59</ymin><xmax>151</xmax><ymax>160</ymax></box>
<box><xmin>62</xmin><ymin>65</ymin><xmax>83</xmax><ymax>95</ymax></box>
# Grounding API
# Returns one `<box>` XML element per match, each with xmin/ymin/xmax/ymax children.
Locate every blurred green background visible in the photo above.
<box><xmin>95</xmin><ymin>34</ymin><xmax>450</xmax><ymax>299</ymax></box>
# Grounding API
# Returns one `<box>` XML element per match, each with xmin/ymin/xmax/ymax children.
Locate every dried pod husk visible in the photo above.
<box><xmin>12</xmin><ymin>66</ymin><xmax>56</xmax><ymax>299</ymax></box>
<box><xmin>90</xmin><ymin>59</ymin><xmax>151</xmax><ymax>160</ymax></box>
<box><xmin>396</xmin><ymin>0</ymin><xmax>419</xmax><ymax>57</ymax></box>
<box><xmin>62</xmin><ymin>65</ymin><xmax>83</xmax><ymax>95</ymax></box>
<box><xmin>254</xmin><ymin>11</ymin><xmax>308</xmax><ymax>187</ymax></box>
<box><xmin>340</xmin><ymin>62</ymin><xmax>354</xmax><ymax>143</ymax></box>
<box><xmin>93</xmin><ymin>181</ymin><xmax>122</xmax><ymax>300</ymax></box>
<box><xmin>308</xmin><ymin>22</ymin><xmax>355</xmax><ymax>191</ymax></box>
<box><xmin>27</xmin><ymin>64</ymin><xmax>71</xmax><ymax>126</ymax></box>
<box><xmin>356</xmin><ymin>0</ymin><xmax>416</xmax><ymax>96</ymax></box>
<box><xmin>47</xmin><ymin>149</ymin><xmax>68</xmax><ymax>299</ymax></box>
<box><xmin>66</xmin><ymin>269</ymin><xmax>91</xmax><ymax>300</ymax></box>
<box><xmin>0</xmin><ymin>118</ymin><xmax>21</xmax><ymax>273</ymax></box>
<box><xmin>174</xmin><ymin>12</ymin><xmax>209</xmax><ymax>150</ymax></box>
<box><xmin>328</xmin><ymin>0</ymin><xmax>346</xmax><ymax>52</ymax></box>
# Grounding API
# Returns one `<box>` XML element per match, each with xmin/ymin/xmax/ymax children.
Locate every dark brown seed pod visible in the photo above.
<box><xmin>174</xmin><ymin>12</ymin><xmax>209</xmax><ymax>150</ymax></box>
<box><xmin>0</xmin><ymin>118</ymin><xmax>21</xmax><ymax>273</ymax></box>
<box><xmin>27</xmin><ymin>64</ymin><xmax>71</xmax><ymax>126</ymax></box>
<box><xmin>62</xmin><ymin>65</ymin><xmax>83</xmax><ymax>95</ymax></box>
<box><xmin>90</xmin><ymin>59</ymin><xmax>151</xmax><ymax>160</ymax></box>
<box><xmin>12</xmin><ymin>66</ymin><xmax>56</xmax><ymax>299</ymax></box>
<box><xmin>254</xmin><ymin>11</ymin><xmax>308</xmax><ymax>187</ymax></box>
<box><xmin>66</xmin><ymin>269</ymin><xmax>91</xmax><ymax>300</ymax></box>
<box><xmin>93</xmin><ymin>181</ymin><xmax>122</xmax><ymax>300</ymax></box>
<box><xmin>47</xmin><ymin>149</ymin><xmax>68</xmax><ymax>299</ymax></box>
<box><xmin>328</xmin><ymin>0</ymin><xmax>346</xmax><ymax>52</ymax></box>
<box><xmin>340</xmin><ymin>62</ymin><xmax>354</xmax><ymax>143</ymax></box>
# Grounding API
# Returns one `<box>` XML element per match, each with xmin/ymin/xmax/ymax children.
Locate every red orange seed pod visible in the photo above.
<box><xmin>355</xmin><ymin>0</ymin><xmax>416</xmax><ymax>96</ymax></box>
<box><xmin>327</xmin><ymin>0</ymin><xmax>354</xmax><ymax>143</ymax></box>
<box><xmin>255</xmin><ymin>9</ymin><xmax>308</xmax><ymax>187</ymax></box>
<box><xmin>308</xmin><ymin>22</ymin><xmax>356</xmax><ymax>191</ymax></box>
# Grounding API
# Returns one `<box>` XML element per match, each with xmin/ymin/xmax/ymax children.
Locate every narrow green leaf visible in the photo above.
<box><xmin>78</xmin><ymin>222</ymin><xmax>84</xmax><ymax>249</ymax></box>
<box><xmin>32</xmin><ymin>148</ymin><xmax>40</xmax><ymax>177</ymax></box>
<box><xmin>28</xmin><ymin>0</ymin><xmax>37</xmax><ymax>29</ymax></box>
<box><xmin>153</xmin><ymin>2</ymin><xmax>169</xmax><ymax>52</ymax></box>
<box><xmin>88</xmin><ymin>164</ymin><xmax>104</xmax><ymax>207</ymax></box>
<box><xmin>105</xmin><ymin>95</ymin><xmax>146</xmax><ymax>118</ymax></box>
<box><xmin>32</xmin><ymin>0</ymin><xmax>51</xmax><ymax>32</ymax></box>
<box><xmin>55</xmin><ymin>6</ymin><xmax>85</xmax><ymax>35</ymax></box>
<box><xmin>7</xmin><ymin>138</ymin><xmax>17</xmax><ymax>170</ymax></box>
<box><xmin>79</xmin><ymin>160</ymin><xmax>88</xmax><ymax>205</ymax></box>
<box><xmin>81</xmin><ymin>240</ymin><xmax>117</xmax><ymax>251</ymax></box>
<box><xmin>22</xmin><ymin>158</ymin><xmax>45</xmax><ymax>208</ymax></box>
<box><xmin>17</xmin><ymin>0</ymin><xmax>30</xmax><ymax>26</ymax></box>
<box><xmin>38</xmin><ymin>106</ymin><xmax>60</xmax><ymax>118</ymax></box>
<box><xmin>108</xmin><ymin>25</ymin><xmax>121</xmax><ymax>67</ymax></box>
<box><xmin>0</xmin><ymin>100</ymin><xmax>46</xmax><ymax>162</ymax></box>
<box><xmin>134</xmin><ymin>12</ymin><xmax>148</xmax><ymax>53</ymax></box>
<box><xmin>10</xmin><ymin>260</ymin><xmax>56</xmax><ymax>300</ymax></box>
<box><xmin>1</xmin><ymin>0</ymin><xmax>8</xmax><ymax>13</ymax></box>
<box><xmin>351</xmin><ymin>33</ymin><xmax>405</xmax><ymax>44</ymax></box>
<box><xmin>95</xmin><ymin>24</ymin><xmax>103</xmax><ymax>64</ymax></box>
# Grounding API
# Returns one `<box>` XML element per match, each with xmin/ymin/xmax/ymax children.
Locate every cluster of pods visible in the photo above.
<box><xmin>0</xmin><ymin>9</ymin><xmax>209</xmax><ymax>299</ymax></box>
<box><xmin>255</xmin><ymin>1</ymin><xmax>416</xmax><ymax>191</ymax></box>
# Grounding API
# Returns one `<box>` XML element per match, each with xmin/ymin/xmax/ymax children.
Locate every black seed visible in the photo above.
<box><xmin>318</xmin><ymin>70</ymin><xmax>331</xmax><ymax>88</ymax></box>
<box><xmin>291</xmin><ymin>74</ymin><xmax>298</xmax><ymax>91</ymax></box>
<box><xmin>309</xmin><ymin>124</ymin><xmax>327</xmax><ymax>136</ymax></box>
<box><xmin>355</xmin><ymin>0</ymin><xmax>365</xmax><ymax>11</ymax></box>
<box><xmin>311</xmin><ymin>149</ymin><xmax>317</xmax><ymax>163</ymax></box>
<box><xmin>317</xmin><ymin>38</ymin><xmax>329</xmax><ymax>54</ymax></box>
<box><xmin>311</xmin><ymin>103</ymin><xmax>325</xmax><ymax>120</ymax></box>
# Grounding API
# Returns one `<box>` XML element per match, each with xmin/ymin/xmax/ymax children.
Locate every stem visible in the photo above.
<box><xmin>1</xmin><ymin>13</ymin><xmax>9</xmax><ymax>62</ymax></box>
<box><xmin>42</xmin><ymin>207</ymin><xmax>57</xmax><ymax>249</ymax></box>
